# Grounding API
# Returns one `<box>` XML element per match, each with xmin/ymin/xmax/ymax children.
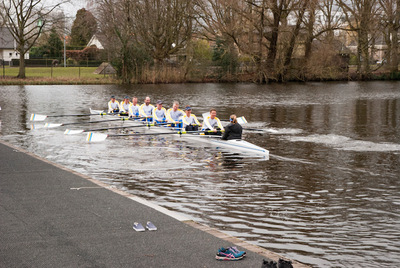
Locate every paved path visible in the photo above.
<box><xmin>0</xmin><ymin>141</ymin><xmax>308</xmax><ymax>267</ymax></box>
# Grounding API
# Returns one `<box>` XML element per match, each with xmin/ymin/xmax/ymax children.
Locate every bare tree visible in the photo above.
<box><xmin>336</xmin><ymin>0</ymin><xmax>380</xmax><ymax>79</ymax></box>
<box><xmin>97</xmin><ymin>0</ymin><xmax>136</xmax><ymax>83</ymax></box>
<box><xmin>378</xmin><ymin>0</ymin><xmax>400</xmax><ymax>72</ymax></box>
<box><xmin>0</xmin><ymin>0</ymin><xmax>67</xmax><ymax>78</ymax></box>
<box><xmin>131</xmin><ymin>0</ymin><xmax>195</xmax><ymax>65</ymax></box>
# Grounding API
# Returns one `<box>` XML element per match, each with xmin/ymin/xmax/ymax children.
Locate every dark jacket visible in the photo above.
<box><xmin>221</xmin><ymin>123</ymin><xmax>242</xmax><ymax>140</ymax></box>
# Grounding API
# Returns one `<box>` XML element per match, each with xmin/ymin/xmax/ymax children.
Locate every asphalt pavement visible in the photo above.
<box><xmin>0</xmin><ymin>140</ymin><xmax>309</xmax><ymax>268</ymax></box>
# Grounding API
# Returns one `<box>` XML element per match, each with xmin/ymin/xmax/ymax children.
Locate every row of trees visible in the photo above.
<box><xmin>1</xmin><ymin>0</ymin><xmax>399</xmax><ymax>82</ymax></box>
<box><xmin>95</xmin><ymin>0</ymin><xmax>400</xmax><ymax>83</ymax></box>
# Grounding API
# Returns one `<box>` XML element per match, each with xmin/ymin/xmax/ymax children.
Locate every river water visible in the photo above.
<box><xmin>0</xmin><ymin>82</ymin><xmax>399</xmax><ymax>267</ymax></box>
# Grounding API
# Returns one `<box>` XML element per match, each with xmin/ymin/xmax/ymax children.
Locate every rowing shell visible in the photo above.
<box><xmin>87</xmin><ymin>110</ymin><xmax>269</xmax><ymax>157</ymax></box>
<box><xmin>145</xmin><ymin>125</ymin><xmax>269</xmax><ymax>157</ymax></box>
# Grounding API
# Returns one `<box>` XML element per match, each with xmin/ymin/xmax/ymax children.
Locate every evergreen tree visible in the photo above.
<box><xmin>70</xmin><ymin>8</ymin><xmax>97</xmax><ymax>47</ymax></box>
<box><xmin>47</xmin><ymin>28</ymin><xmax>63</xmax><ymax>58</ymax></box>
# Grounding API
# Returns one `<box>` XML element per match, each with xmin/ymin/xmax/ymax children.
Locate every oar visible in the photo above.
<box><xmin>30</xmin><ymin>110</ymin><xmax>108</xmax><ymax>122</ymax></box>
<box><xmin>201</xmin><ymin>113</ymin><xmax>247</xmax><ymax>124</ymax></box>
<box><xmin>243</xmin><ymin>127</ymin><xmax>265</xmax><ymax>131</ymax></box>
<box><xmin>64</xmin><ymin>122</ymin><xmax>170</xmax><ymax>135</ymax></box>
<box><xmin>86</xmin><ymin>130</ymin><xmax>214</xmax><ymax>142</ymax></box>
<box><xmin>44</xmin><ymin>116</ymin><xmax>142</xmax><ymax>129</ymax></box>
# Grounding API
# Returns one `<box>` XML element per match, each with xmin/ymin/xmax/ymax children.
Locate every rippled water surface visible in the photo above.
<box><xmin>1</xmin><ymin>82</ymin><xmax>399</xmax><ymax>267</ymax></box>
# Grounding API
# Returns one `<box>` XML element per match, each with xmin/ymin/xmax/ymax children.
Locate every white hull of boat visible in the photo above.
<box><xmin>91</xmin><ymin>112</ymin><xmax>269</xmax><ymax>157</ymax></box>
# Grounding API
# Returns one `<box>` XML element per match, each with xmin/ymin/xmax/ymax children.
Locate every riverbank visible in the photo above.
<box><xmin>0</xmin><ymin>140</ymin><xmax>309</xmax><ymax>267</ymax></box>
<box><xmin>0</xmin><ymin>65</ymin><xmax>399</xmax><ymax>85</ymax></box>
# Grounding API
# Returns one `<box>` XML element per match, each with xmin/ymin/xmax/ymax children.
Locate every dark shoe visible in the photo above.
<box><xmin>261</xmin><ymin>259</ymin><xmax>277</xmax><ymax>268</ymax></box>
<box><xmin>278</xmin><ymin>258</ymin><xmax>293</xmax><ymax>268</ymax></box>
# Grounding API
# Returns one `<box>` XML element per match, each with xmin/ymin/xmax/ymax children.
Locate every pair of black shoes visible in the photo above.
<box><xmin>261</xmin><ymin>258</ymin><xmax>293</xmax><ymax>268</ymax></box>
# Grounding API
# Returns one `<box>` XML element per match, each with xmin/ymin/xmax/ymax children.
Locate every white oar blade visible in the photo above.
<box><xmin>30</xmin><ymin>124</ymin><xmax>45</xmax><ymax>130</ymax></box>
<box><xmin>86</xmin><ymin>132</ymin><xmax>108</xmax><ymax>142</ymax></box>
<box><xmin>237</xmin><ymin>116</ymin><xmax>248</xmax><ymax>125</ymax></box>
<box><xmin>202</xmin><ymin>112</ymin><xmax>210</xmax><ymax>119</ymax></box>
<box><xmin>44</xmin><ymin>123</ymin><xmax>63</xmax><ymax>128</ymax></box>
<box><xmin>90</xmin><ymin>108</ymin><xmax>105</xmax><ymax>115</ymax></box>
<box><xmin>64</xmin><ymin>129</ymin><xmax>84</xmax><ymax>135</ymax></box>
<box><xmin>30</xmin><ymin>113</ymin><xmax>48</xmax><ymax>121</ymax></box>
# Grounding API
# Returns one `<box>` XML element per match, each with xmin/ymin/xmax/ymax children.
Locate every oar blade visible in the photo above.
<box><xmin>86</xmin><ymin>132</ymin><xmax>108</xmax><ymax>142</ymax></box>
<box><xmin>90</xmin><ymin>108</ymin><xmax>105</xmax><ymax>115</ymax></box>
<box><xmin>30</xmin><ymin>124</ymin><xmax>45</xmax><ymax>130</ymax></box>
<box><xmin>237</xmin><ymin>116</ymin><xmax>248</xmax><ymax>125</ymax></box>
<box><xmin>202</xmin><ymin>112</ymin><xmax>210</xmax><ymax>119</ymax></box>
<box><xmin>30</xmin><ymin>114</ymin><xmax>48</xmax><ymax>121</ymax></box>
<box><xmin>64</xmin><ymin>129</ymin><xmax>84</xmax><ymax>135</ymax></box>
<box><xmin>44</xmin><ymin>123</ymin><xmax>63</xmax><ymax>128</ymax></box>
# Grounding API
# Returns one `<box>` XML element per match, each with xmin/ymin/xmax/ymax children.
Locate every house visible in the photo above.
<box><xmin>0</xmin><ymin>27</ymin><xmax>30</xmax><ymax>64</ymax></box>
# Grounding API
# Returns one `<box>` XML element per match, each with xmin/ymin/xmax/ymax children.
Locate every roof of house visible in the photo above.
<box><xmin>87</xmin><ymin>34</ymin><xmax>108</xmax><ymax>49</ymax></box>
<box><xmin>0</xmin><ymin>27</ymin><xmax>15</xmax><ymax>49</ymax></box>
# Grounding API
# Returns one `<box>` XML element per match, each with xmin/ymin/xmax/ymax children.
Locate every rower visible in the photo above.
<box><xmin>129</xmin><ymin>96</ymin><xmax>140</xmax><ymax>118</ymax></box>
<box><xmin>108</xmin><ymin>95</ymin><xmax>120</xmax><ymax>114</ymax></box>
<box><xmin>119</xmin><ymin>96</ymin><xmax>131</xmax><ymax>116</ymax></box>
<box><xmin>166</xmin><ymin>101</ymin><xmax>184</xmax><ymax>129</ymax></box>
<box><xmin>221</xmin><ymin>114</ymin><xmax>242</xmax><ymax>140</ymax></box>
<box><xmin>153</xmin><ymin>100</ymin><xmax>167</xmax><ymax>124</ymax></box>
<box><xmin>182</xmin><ymin>105</ymin><xmax>201</xmax><ymax>131</ymax></box>
<box><xmin>202</xmin><ymin>108</ymin><xmax>224</xmax><ymax>135</ymax></box>
<box><xmin>139</xmin><ymin>96</ymin><xmax>155</xmax><ymax>121</ymax></box>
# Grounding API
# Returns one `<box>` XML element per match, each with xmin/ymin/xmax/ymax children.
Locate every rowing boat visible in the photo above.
<box><xmin>87</xmin><ymin>109</ymin><xmax>269</xmax><ymax>158</ymax></box>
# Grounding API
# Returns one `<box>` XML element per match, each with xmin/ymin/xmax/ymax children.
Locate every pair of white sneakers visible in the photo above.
<box><xmin>133</xmin><ymin>221</ymin><xmax>157</xmax><ymax>232</ymax></box>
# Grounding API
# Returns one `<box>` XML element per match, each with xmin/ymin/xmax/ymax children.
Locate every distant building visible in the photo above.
<box><xmin>86</xmin><ymin>34</ymin><xmax>107</xmax><ymax>50</ymax></box>
<box><xmin>0</xmin><ymin>27</ymin><xmax>30</xmax><ymax>64</ymax></box>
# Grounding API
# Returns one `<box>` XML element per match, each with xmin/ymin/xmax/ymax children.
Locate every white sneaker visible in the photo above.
<box><xmin>146</xmin><ymin>221</ymin><xmax>157</xmax><ymax>231</ymax></box>
<box><xmin>133</xmin><ymin>222</ymin><xmax>145</xmax><ymax>232</ymax></box>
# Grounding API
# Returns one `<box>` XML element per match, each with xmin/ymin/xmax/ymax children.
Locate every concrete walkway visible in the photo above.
<box><xmin>0</xmin><ymin>140</ymin><xmax>308</xmax><ymax>268</ymax></box>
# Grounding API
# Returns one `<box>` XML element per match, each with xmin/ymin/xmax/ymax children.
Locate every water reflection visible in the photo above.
<box><xmin>1</xmin><ymin>82</ymin><xmax>400</xmax><ymax>267</ymax></box>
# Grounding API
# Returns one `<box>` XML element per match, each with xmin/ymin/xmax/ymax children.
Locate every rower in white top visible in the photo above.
<box><xmin>119</xmin><ymin>96</ymin><xmax>131</xmax><ymax>116</ymax></box>
<box><xmin>166</xmin><ymin>101</ymin><xmax>185</xmax><ymax>129</ymax></box>
<box><xmin>108</xmin><ymin>95</ymin><xmax>120</xmax><ymax>114</ymax></box>
<box><xmin>182</xmin><ymin>105</ymin><xmax>201</xmax><ymax>131</ymax></box>
<box><xmin>129</xmin><ymin>96</ymin><xmax>140</xmax><ymax>118</ymax></box>
<box><xmin>139</xmin><ymin>96</ymin><xmax>155</xmax><ymax>121</ymax></box>
<box><xmin>202</xmin><ymin>108</ymin><xmax>224</xmax><ymax>135</ymax></box>
<box><xmin>153</xmin><ymin>100</ymin><xmax>167</xmax><ymax>124</ymax></box>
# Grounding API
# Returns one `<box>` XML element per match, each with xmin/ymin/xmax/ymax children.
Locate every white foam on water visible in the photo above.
<box><xmin>263</xmin><ymin>128</ymin><xmax>304</xmax><ymax>135</ymax></box>
<box><xmin>286</xmin><ymin>134</ymin><xmax>400</xmax><ymax>152</ymax></box>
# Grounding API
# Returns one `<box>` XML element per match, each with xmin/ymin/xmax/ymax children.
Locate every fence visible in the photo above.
<box><xmin>0</xmin><ymin>59</ymin><xmax>115</xmax><ymax>80</ymax></box>
<box><xmin>11</xmin><ymin>58</ymin><xmax>104</xmax><ymax>67</ymax></box>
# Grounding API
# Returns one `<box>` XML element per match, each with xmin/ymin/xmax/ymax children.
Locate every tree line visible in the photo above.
<box><xmin>1</xmin><ymin>0</ymin><xmax>399</xmax><ymax>82</ymax></box>
<box><xmin>97</xmin><ymin>0</ymin><xmax>400</xmax><ymax>83</ymax></box>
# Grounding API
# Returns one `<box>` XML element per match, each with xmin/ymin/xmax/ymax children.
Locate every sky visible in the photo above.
<box><xmin>45</xmin><ymin>0</ymin><xmax>88</xmax><ymax>18</ymax></box>
<box><xmin>62</xmin><ymin>0</ymin><xmax>87</xmax><ymax>17</ymax></box>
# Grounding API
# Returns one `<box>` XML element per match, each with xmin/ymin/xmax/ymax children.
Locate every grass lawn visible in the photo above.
<box><xmin>0</xmin><ymin>66</ymin><xmax>116</xmax><ymax>84</ymax></box>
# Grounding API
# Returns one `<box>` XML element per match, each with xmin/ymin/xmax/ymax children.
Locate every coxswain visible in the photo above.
<box><xmin>221</xmin><ymin>114</ymin><xmax>242</xmax><ymax>140</ymax></box>
<box><xmin>166</xmin><ymin>101</ymin><xmax>184</xmax><ymax>129</ymax></box>
<box><xmin>153</xmin><ymin>100</ymin><xmax>167</xmax><ymax>124</ymax></box>
<box><xmin>119</xmin><ymin>96</ymin><xmax>131</xmax><ymax>116</ymax></box>
<box><xmin>108</xmin><ymin>95</ymin><xmax>120</xmax><ymax>113</ymax></box>
<box><xmin>129</xmin><ymin>96</ymin><xmax>140</xmax><ymax>118</ymax></box>
<box><xmin>202</xmin><ymin>108</ymin><xmax>224</xmax><ymax>135</ymax></box>
<box><xmin>182</xmin><ymin>105</ymin><xmax>201</xmax><ymax>131</ymax></box>
<box><xmin>139</xmin><ymin>96</ymin><xmax>155</xmax><ymax>121</ymax></box>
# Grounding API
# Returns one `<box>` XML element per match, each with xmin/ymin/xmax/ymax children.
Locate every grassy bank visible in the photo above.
<box><xmin>0</xmin><ymin>66</ymin><xmax>117</xmax><ymax>85</ymax></box>
<box><xmin>0</xmin><ymin>65</ymin><xmax>398</xmax><ymax>85</ymax></box>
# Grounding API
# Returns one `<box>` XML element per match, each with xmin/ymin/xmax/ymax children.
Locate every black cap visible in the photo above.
<box><xmin>111</xmin><ymin>95</ymin><xmax>115</xmax><ymax>98</ymax></box>
<box><xmin>157</xmin><ymin>100</ymin><xmax>163</xmax><ymax>104</ymax></box>
<box><xmin>185</xmin><ymin>106</ymin><xmax>192</xmax><ymax>111</ymax></box>
<box><xmin>124</xmin><ymin>96</ymin><xmax>129</xmax><ymax>99</ymax></box>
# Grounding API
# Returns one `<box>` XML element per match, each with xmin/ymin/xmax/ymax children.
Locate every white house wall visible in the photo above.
<box><xmin>1</xmin><ymin>49</ymin><xmax>30</xmax><ymax>62</ymax></box>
